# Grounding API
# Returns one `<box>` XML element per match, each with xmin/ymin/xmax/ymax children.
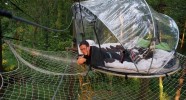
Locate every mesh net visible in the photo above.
<box><xmin>0</xmin><ymin>41</ymin><xmax>186</xmax><ymax>100</ymax></box>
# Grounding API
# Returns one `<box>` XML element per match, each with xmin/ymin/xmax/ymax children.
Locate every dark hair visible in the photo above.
<box><xmin>79</xmin><ymin>40</ymin><xmax>89</xmax><ymax>47</ymax></box>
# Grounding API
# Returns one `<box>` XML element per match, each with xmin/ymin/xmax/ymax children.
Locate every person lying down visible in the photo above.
<box><xmin>77</xmin><ymin>40</ymin><xmax>132</xmax><ymax>67</ymax></box>
<box><xmin>77</xmin><ymin>40</ymin><xmax>173</xmax><ymax>72</ymax></box>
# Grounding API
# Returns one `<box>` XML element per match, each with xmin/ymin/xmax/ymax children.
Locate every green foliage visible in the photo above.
<box><xmin>146</xmin><ymin>0</ymin><xmax>186</xmax><ymax>54</ymax></box>
<box><xmin>1</xmin><ymin>0</ymin><xmax>184</xmax><ymax>52</ymax></box>
<box><xmin>1</xmin><ymin>0</ymin><xmax>74</xmax><ymax>51</ymax></box>
<box><xmin>161</xmin><ymin>92</ymin><xmax>171</xmax><ymax>100</ymax></box>
<box><xmin>2</xmin><ymin>43</ymin><xmax>17</xmax><ymax>72</ymax></box>
<box><xmin>147</xmin><ymin>0</ymin><xmax>186</xmax><ymax>33</ymax></box>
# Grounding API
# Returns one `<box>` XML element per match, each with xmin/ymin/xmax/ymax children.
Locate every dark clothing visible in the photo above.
<box><xmin>83</xmin><ymin>46</ymin><xmax>121</xmax><ymax>67</ymax></box>
<box><xmin>84</xmin><ymin>55</ymin><xmax>91</xmax><ymax>65</ymax></box>
<box><xmin>83</xmin><ymin>48</ymin><xmax>92</xmax><ymax>65</ymax></box>
<box><xmin>83</xmin><ymin>46</ymin><xmax>104</xmax><ymax>67</ymax></box>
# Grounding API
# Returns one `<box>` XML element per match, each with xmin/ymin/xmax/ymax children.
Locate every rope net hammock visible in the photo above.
<box><xmin>0</xmin><ymin>40</ymin><xmax>186</xmax><ymax>100</ymax></box>
<box><xmin>72</xmin><ymin>0</ymin><xmax>180</xmax><ymax>77</ymax></box>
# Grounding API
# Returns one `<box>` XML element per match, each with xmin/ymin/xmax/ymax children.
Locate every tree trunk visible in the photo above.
<box><xmin>175</xmin><ymin>63</ymin><xmax>186</xmax><ymax>100</ymax></box>
<box><xmin>180</xmin><ymin>21</ymin><xmax>186</xmax><ymax>48</ymax></box>
<box><xmin>159</xmin><ymin>77</ymin><xmax>163</xmax><ymax>100</ymax></box>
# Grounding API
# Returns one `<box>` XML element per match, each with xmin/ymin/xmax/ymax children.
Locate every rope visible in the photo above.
<box><xmin>52</xmin><ymin>67</ymin><xmax>67</xmax><ymax>100</ymax></box>
<box><xmin>13</xmin><ymin>16</ymin><xmax>73</xmax><ymax>32</ymax></box>
<box><xmin>2</xmin><ymin>35</ymin><xmax>23</xmax><ymax>41</ymax></box>
<box><xmin>9</xmin><ymin>0</ymin><xmax>35</xmax><ymax>20</ymax></box>
<box><xmin>11</xmin><ymin>43</ymin><xmax>76</xmax><ymax>63</ymax></box>
<box><xmin>0</xmin><ymin>74</ymin><xmax>3</xmax><ymax>90</ymax></box>
<box><xmin>0</xmin><ymin>10</ymin><xmax>73</xmax><ymax>32</ymax></box>
<box><xmin>93</xmin><ymin>19</ymin><xmax>105</xmax><ymax>66</ymax></box>
<box><xmin>2</xmin><ymin>36</ymin><xmax>50</xmax><ymax>48</ymax></box>
<box><xmin>78</xmin><ymin>0</ymin><xmax>85</xmax><ymax>36</ymax></box>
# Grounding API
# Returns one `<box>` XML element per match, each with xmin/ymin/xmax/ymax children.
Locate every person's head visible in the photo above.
<box><xmin>79</xmin><ymin>40</ymin><xmax>90</xmax><ymax>55</ymax></box>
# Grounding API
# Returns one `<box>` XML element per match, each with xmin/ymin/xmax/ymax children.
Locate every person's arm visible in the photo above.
<box><xmin>77</xmin><ymin>56</ymin><xmax>87</xmax><ymax>65</ymax></box>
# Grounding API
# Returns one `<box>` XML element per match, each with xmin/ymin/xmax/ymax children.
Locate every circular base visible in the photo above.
<box><xmin>92</xmin><ymin>58</ymin><xmax>180</xmax><ymax>78</ymax></box>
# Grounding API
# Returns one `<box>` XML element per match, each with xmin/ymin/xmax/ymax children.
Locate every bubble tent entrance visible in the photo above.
<box><xmin>0</xmin><ymin>0</ymin><xmax>186</xmax><ymax>100</ymax></box>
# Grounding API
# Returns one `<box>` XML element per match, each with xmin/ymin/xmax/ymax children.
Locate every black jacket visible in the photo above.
<box><xmin>83</xmin><ymin>46</ymin><xmax>105</xmax><ymax>67</ymax></box>
<box><xmin>84</xmin><ymin>46</ymin><xmax>121</xmax><ymax>67</ymax></box>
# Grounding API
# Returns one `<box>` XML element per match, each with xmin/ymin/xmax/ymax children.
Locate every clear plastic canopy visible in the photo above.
<box><xmin>72</xmin><ymin>0</ymin><xmax>179</xmax><ymax>75</ymax></box>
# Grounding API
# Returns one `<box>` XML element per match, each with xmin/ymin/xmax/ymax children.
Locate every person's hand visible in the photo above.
<box><xmin>77</xmin><ymin>56</ymin><xmax>86</xmax><ymax>65</ymax></box>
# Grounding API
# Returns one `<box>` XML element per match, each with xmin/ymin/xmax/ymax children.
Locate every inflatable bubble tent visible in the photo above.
<box><xmin>72</xmin><ymin>0</ymin><xmax>180</xmax><ymax>77</ymax></box>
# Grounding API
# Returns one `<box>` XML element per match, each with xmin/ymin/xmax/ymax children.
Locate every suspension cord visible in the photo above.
<box><xmin>0</xmin><ymin>10</ymin><xmax>73</xmax><ymax>32</ymax></box>
<box><xmin>2</xmin><ymin>35</ymin><xmax>49</xmax><ymax>48</ymax></box>
<box><xmin>52</xmin><ymin>67</ymin><xmax>67</xmax><ymax>100</ymax></box>
<box><xmin>78</xmin><ymin>0</ymin><xmax>85</xmax><ymax>37</ymax></box>
<box><xmin>2</xmin><ymin>35</ymin><xmax>23</xmax><ymax>41</ymax></box>
<box><xmin>93</xmin><ymin>18</ymin><xmax>105</xmax><ymax>66</ymax></box>
<box><xmin>93</xmin><ymin>20</ymin><xmax>101</xmax><ymax>50</ymax></box>
<box><xmin>9</xmin><ymin>0</ymin><xmax>35</xmax><ymax>21</ymax></box>
<box><xmin>0</xmin><ymin>74</ymin><xmax>3</xmax><ymax>90</ymax></box>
